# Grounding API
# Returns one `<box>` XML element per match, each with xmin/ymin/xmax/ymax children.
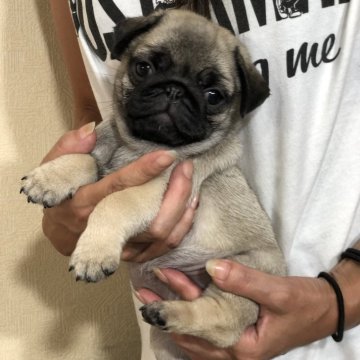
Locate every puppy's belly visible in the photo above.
<box><xmin>128</xmin><ymin>240</ymin><xmax>230</xmax><ymax>299</ymax></box>
<box><xmin>129</xmin><ymin>265</ymin><xmax>210</xmax><ymax>301</ymax></box>
<box><xmin>128</xmin><ymin>206</ymin><xmax>238</xmax><ymax>297</ymax></box>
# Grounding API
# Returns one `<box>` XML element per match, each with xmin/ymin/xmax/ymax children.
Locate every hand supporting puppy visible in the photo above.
<box><xmin>41</xmin><ymin>122</ymin><xmax>196</xmax><ymax>260</ymax></box>
<box><xmin>136</xmin><ymin>261</ymin><xmax>349</xmax><ymax>360</ymax></box>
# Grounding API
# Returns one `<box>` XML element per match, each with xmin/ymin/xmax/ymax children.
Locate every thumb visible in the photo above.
<box><xmin>42</xmin><ymin>122</ymin><xmax>97</xmax><ymax>163</ymax></box>
<box><xmin>206</xmin><ymin>259</ymin><xmax>280</xmax><ymax>306</ymax></box>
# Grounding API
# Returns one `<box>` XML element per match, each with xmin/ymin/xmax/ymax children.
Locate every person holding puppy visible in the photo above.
<box><xmin>44</xmin><ymin>0</ymin><xmax>360</xmax><ymax>359</ymax></box>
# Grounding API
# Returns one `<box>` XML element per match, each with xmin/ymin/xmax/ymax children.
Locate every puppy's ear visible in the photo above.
<box><xmin>235</xmin><ymin>46</ymin><xmax>270</xmax><ymax>116</ymax></box>
<box><xmin>111</xmin><ymin>12</ymin><xmax>164</xmax><ymax>60</ymax></box>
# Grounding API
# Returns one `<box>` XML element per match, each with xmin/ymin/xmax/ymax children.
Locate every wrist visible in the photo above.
<box><xmin>331</xmin><ymin>255</ymin><xmax>360</xmax><ymax>330</ymax></box>
<box><xmin>318</xmin><ymin>272</ymin><xmax>345</xmax><ymax>341</ymax></box>
<box><xmin>316</xmin><ymin>275</ymin><xmax>339</xmax><ymax>338</ymax></box>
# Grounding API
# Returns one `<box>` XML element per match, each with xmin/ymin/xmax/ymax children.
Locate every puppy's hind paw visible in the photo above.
<box><xmin>140</xmin><ymin>303</ymin><xmax>168</xmax><ymax>330</ymax></box>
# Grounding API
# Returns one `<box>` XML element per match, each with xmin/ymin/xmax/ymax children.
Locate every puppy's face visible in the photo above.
<box><xmin>112</xmin><ymin>10</ymin><xmax>269</xmax><ymax>153</ymax></box>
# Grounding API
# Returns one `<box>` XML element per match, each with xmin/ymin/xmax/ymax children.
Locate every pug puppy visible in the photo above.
<box><xmin>21</xmin><ymin>9</ymin><xmax>286</xmax><ymax>360</ymax></box>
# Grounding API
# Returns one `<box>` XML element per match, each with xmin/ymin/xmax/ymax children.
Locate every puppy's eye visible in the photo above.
<box><xmin>135</xmin><ymin>61</ymin><xmax>153</xmax><ymax>77</ymax></box>
<box><xmin>205</xmin><ymin>89</ymin><xmax>224</xmax><ymax>106</ymax></box>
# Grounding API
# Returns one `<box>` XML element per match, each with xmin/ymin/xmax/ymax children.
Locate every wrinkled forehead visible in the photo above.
<box><xmin>130</xmin><ymin>14</ymin><xmax>238</xmax><ymax>89</ymax></box>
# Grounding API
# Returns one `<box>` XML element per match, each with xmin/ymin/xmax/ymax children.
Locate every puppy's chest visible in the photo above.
<box><xmin>98</xmin><ymin>152</ymin><xmax>138</xmax><ymax>177</ymax></box>
<box><xmin>94</xmin><ymin>142</ymin><xmax>144</xmax><ymax>177</ymax></box>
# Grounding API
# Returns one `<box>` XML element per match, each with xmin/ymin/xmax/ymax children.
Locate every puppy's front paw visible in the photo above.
<box><xmin>69</xmin><ymin>241</ymin><xmax>120</xmax><ymax>283</ymax></box>
<box><xmin>20</xmin><ymin>154</ymin><xmax>98</xmax><ymax>208</ymax></box>
<box><xmin>20</xmin><ymin>166</ymin><xmax>76</xmax><ymax>207</ymax></box>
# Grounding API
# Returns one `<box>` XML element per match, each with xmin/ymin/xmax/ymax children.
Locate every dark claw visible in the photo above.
<box><xmin>102</xmin><ymin>268</ymin><xmax>115</xmax><ymax>277</ymax></box>
<box><xmin>20</xmin><ymin>187</ymin><xmax>24</xmax><ymax>194</ymax></box>
<box><xmin>27</xmin><ymin>196</ymin><xmax>35</xmax><ymax>204</ymax></box>
<box><xmin>86</xmin><ymin>276</ymin><xmax>96</xmax><ymax>283</ymax></box>
<box><xmin>68</xmin><ymin>193</ymin><xmax>73</xmax><ymax>200</ymax></box>
<box><xmin>76</xmin><ymin>276</ymin><xmax>81</xmax><ymax>282</ymax></box>
<box><xmin>140</xmin><ymin>306</ymin><xmax>148</xmax><ymax>322</ymax></box>
<box><xmin>43</xmin><ymin>201</ymin><xmax>53</xmax><ymax>209</ymax></box>
<box><xmin>68</xmin><ymin>266</ymin><xmax>74</xmax><ymax>272</ymax></box>
<box><xmin>140</xmin><ymin>304</ymin><xmax>167</xmax><ymax>328</ymax></box>
<box><xmin>21</xmin><ymin>176</ymin><xmax>27</xmax><ymax>181</ymax></box>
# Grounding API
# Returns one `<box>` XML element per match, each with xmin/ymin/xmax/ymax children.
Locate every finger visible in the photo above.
<box><xmin>121</xmin><ymin>242</ymin><xmax>149</xmax><ymax>261</ymax></box>
<box><xmin>130</xmin><ymin>208</ymin><xmax>195</xmax><ymax>263</ymax></box>
<box><xmin>130</xmin><ymin>242</ymin><xmax>167</xmax><ymax>262</ymax></box>
<box><xmin>42</xmin><ymin>122</ymin><xmax>97</xmax><ymax>163</ymax></box>
<box><xmin>135</xmin><ymin>288</ymin><xmax>162</xmax><ymax>304</ymax></box>
<box><xmin>42</xmin><ymin>194</ymin><xmax>93</xmax><ymax>233</ymax></box>
<box><xmin>146</xmin><ymin>161</ymin><xmax>193</xmax><ymax>240</ymax></box>
<box><xmin>127</xmin><ymin>189</ymin><xmax>197</xmax><ymax>247</ymax></box>
<box><xmin>163</xmin><ymin>199</ymin><xmax>198</xmax><ymax>247</ymax></box>
<box><xmin>42</xmin><ymin>214</ymin><xmax>79</xmax><ymax>256</ymax></box>
<box><xmin>126</xmin><ymin>230</ymin><xmax>155</xmax><ymax>244</ymax></box>
<box><xmin>128</xmin><ymin>193</ymin><xmax>198</xmax><ymax>262</ymax></box>
<box><xmin>152</xmin><ymin>268</ymin><xmax>202</xmax><ymax>301</ymax></box>
<box><xmin>78</xmin><ymin>150</ymin><xmax>177</xmax><ymax>206</ymax></box>
<box><xmin>171</xmin><ymin>334</ymin><xmax>231</xmax><ymax>360</ymax></box>
<box><xmin>121</xmin><ymin>194</ymin><xmax>196</xmax><ymax>261</ymax></box>
<box><xmin>206</xmin><ymin>259</ymin><xmax>283</xmax><ymax>306</ymax></box>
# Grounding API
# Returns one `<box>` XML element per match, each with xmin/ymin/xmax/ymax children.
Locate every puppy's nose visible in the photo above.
<box><xmin>165</xmin><ymin>84</ymin><xmax>185</xmax><ymax>102</ymax></box>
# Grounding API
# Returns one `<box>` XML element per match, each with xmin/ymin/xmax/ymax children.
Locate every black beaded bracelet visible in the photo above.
<box><xmin>318</xmin><ymin>271</ymin><xmax>345</xmax><ymax>342</ymax></box>
<box><xmin>340</xmin><ymin>248</ymin><xmax>360</xmax><ymax>263</ymax></box>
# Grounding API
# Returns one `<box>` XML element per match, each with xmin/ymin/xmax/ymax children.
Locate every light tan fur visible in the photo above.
<box><xmin>21</xmin><ymin>10</ymin><xmax>286</xmax><ymax>360</ymax></box>
<box><xmin>21</xmin><ymin>154</ymin><xmax>98</xmax><ymax>207</ymax></box>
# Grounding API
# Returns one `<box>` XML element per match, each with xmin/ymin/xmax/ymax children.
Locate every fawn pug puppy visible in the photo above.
<box><xmin>21</xmin><ymin>9</ymin><xmax>286</xmax><ymax>360</ymax></box>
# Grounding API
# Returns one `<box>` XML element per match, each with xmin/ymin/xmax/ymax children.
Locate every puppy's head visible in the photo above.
<box><xmin>111</xmin><ymin>10</ymin><xmax>269</xmax><ymax>153</ymax></box>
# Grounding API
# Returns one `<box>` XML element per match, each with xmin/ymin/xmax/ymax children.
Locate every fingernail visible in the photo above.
<box><xmin>153</xmin><ymin>268</ymin><xmax>168</xmax><ymax>284</ymax></box>
<box><xmin>188</xmin><ymin>194</ymin><xmax>199</xmax><ymax>209</ymax></box>
<box><xmin>181</xmin><ymin>161</ymin><xmax>193</xmax><ymax>180</ymax></box>
<box><xmin>155</xmin><ymin>151</ymin><xmax>177</xmax><ymax>168</ymax></box>
<box><xmin>206</xmin><ymin>260</ymin><xmax>230</xmax><ymax>281</ymax></box>
<box><xmin>79</xmin><ymin>121</ymin><xmax>96</xmax><ymax>139</ymax></box>
<box><xmin>134</xmin><ymin>290</ymin><xmax>146</xmax><ymax>304</ymax></box>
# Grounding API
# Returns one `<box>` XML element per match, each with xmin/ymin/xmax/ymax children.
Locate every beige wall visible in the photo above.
<box><xmin>0</xmin><ymin>1</ymin><xmax>141</xmax><ymax>359</ymax></box>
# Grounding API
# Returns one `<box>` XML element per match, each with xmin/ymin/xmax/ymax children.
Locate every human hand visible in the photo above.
<box><xmin>137</xmin><ymin>261</ymin><xmax>339</xmax><ymax>360</ymax></box>
<box><xmin>122</xmin><ymin>160</ymin><xmax>198</xmax><ymax>262</ymax></box>
<box><xmin>42</xmin><ymin>123</ymin><xmax>196</xmax><ymax>258</ymax></box>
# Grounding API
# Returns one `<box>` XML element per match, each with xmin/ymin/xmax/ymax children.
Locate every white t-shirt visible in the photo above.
<box><xmin>69</xmin><ymin>0</ymin><xmax>360</xmax><ymax>359</ymax></box>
